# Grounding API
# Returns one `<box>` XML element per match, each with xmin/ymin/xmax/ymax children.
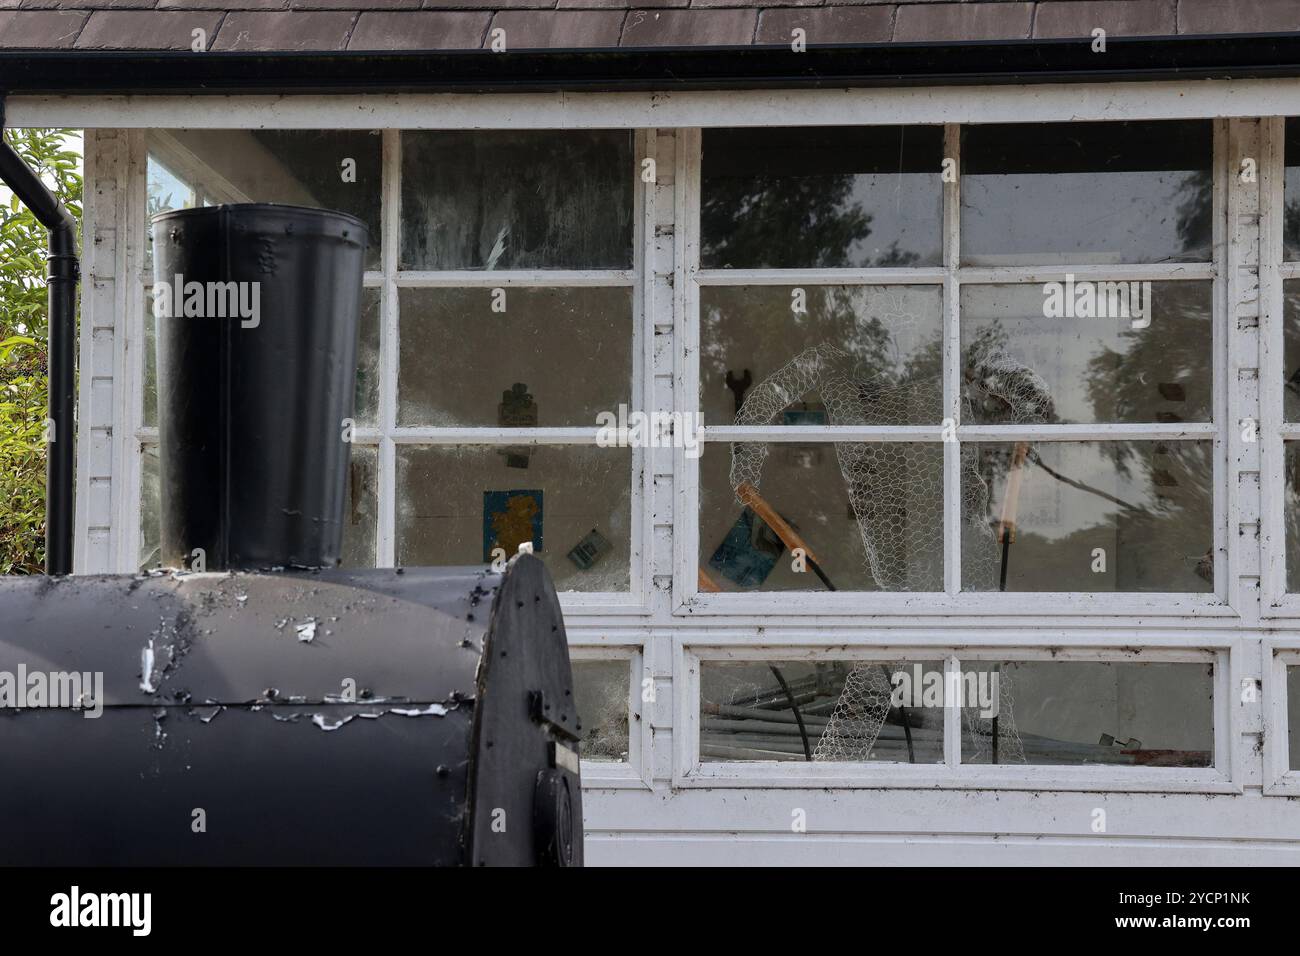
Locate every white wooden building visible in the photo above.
<box><xmin>4</xmin><ymin>0</ymin><xmax>1300</xmax><ymax>864</ymax></box>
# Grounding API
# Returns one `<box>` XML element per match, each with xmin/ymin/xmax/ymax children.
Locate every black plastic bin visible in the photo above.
<box><xmin>152</xmin><ymin>204</ymin><xmax>368</xmax><ymax>570</ymax></box>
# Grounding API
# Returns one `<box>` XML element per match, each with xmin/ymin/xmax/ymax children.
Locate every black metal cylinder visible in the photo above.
<box><xmin>152</xmin><ymin>204</ymin><xmax>367</xmax><ymax>570</ymax></box>
<box><xmin>0</xmin><ymin>555</ymin><xmax>584</xmax><ymax>866</ymax></box>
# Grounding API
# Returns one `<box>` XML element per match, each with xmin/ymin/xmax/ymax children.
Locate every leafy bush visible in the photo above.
<box><xmin>0</xmin><ymin>128</ymin><xmax>82</xmax><ymax>574</ymax></box>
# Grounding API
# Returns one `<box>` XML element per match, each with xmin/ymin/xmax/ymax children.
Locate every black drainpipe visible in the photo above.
<box><xmin>0</xmin><ymin>100</ymin><xmax>79</xmax><ymax>575</ymax></box>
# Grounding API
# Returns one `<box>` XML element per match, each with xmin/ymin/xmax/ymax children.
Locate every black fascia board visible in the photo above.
<box><xmin>1</xmin><ymin>32</ymin><xmax>1300</xmax><ymax>95</ymax></box>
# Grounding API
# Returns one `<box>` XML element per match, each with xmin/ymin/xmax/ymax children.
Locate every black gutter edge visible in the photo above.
<box><xmin>0</xmin><ymin>32</ymin><xmax>1299</xmax><ymax>94</ymax></box>
<box><xmin>0</xmin><ymin>101</ymin><xmax>79</xmax><ymax>575</ymax></box>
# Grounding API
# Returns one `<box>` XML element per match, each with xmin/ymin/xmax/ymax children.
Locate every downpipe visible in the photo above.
<box><xmin>0</xmin><ymin>99</ymin><xmax>79</xmax><ymax>575</ymax></box>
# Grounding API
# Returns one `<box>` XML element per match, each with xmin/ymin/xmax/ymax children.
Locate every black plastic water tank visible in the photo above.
<box><xmin>152</xmin><ymin>204</ymin><xmax>367</xmax><ymax>571</ymax></box>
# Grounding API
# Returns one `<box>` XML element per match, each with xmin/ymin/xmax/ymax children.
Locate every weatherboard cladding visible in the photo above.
<box><xmin>0</xmin><ymin>1</ymin><xmax>1287</xmax><ymax>52</ymax></box>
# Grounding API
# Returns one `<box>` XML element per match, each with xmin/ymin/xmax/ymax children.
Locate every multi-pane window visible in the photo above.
<box><xmin>1279</xmin><ymin>119</ymin><xmax>1300</xmax><ymax>594</ymax></box>
<box><xmin>694</xmin><ymin>655</ymin><xmax>1215</xmax><ymax>769</ymax></box>
<box><xmin>694</xmin><ymin>121</ymin><xmax>1218</xmax><ymax>598</ymax></box>
<box><xmin>141</xmin><ymin>129</ymin><xmax>640</xmax><ymax>594</ymax></box>
<box><xmin>685</xmin><ymin>121</ymin><xmax>1224</xmax><ymax>776</ymax></box>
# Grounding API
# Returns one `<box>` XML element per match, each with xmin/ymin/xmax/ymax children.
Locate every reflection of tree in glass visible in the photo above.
<box><xmin>702</xmin><ymin>173</ymin><xmax>870</xmax><ymax>268</ymax></box>
<box><xmin>1173</xmin><ymin>169</ymin><xmax>1212</xmax><ymax>260</ymax></box>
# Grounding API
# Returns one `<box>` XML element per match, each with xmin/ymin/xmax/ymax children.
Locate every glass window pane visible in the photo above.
<box><xmin>1289</xmin><ymin>665</ymin><xmax>1300</xmax><ymax>771</ymax></box>
<box><xmin>961</xmin><ymin>441</ymin><xmax>1214</xmax><ymax>592</ymax></box>
<box><xmin>1283</xmin><ymin>118</ymin><xmax>1300</xmax><ymax>260</ymax></box>
<box><xmin>699</xmin><ymin>442</ymin><xmax>944</xmax><ymax>592</ymax></box>
<box><xmin>701</xmin><ymin>126</ymin><xmax>943</xmax><ymax>269</ymax></box>
<box><xmin>700</xmin><ymin>285</ymin><xmax>943</xmax><ymax>427</ymax></box>
<box><xmin>398</xmin><ymin>287</ymin><xmax>631</xmax><ymax>427</ymax></box>
<box><xmin>395</xmin><ymin>445</ymin><xmax>631</xmax><ymax>592</ymax></box>
<box><xmin>573</xmin><ymin>660</ymin><xmax>631</xmax><ymax>763</ymax></box>
<box><xmin>353</xmin><ymin>289</ymin><xmax>381</xmax><ymax>429</ymax></box>
<box><xmin>145</xmin><ymin>129</ymin><xmax>382</xmax><ymax>270</ymax></box>
<box><xmin>961</xmin><ymin>121</ymin><xmax>1212</xmax><ymax>266</ymax></box>
<box><xmin>1283</xmin><ymin>280</ymin><xmax>1300</xmax><ymax>422</ymax></box>
<box><xmin>1283</xmin><ymin>443</ymin><xmax>1300</xmax><ymax>593</ymax></box>
<box><xmin>400</xmin><ymin>130</ymin><xmax>633</xmax><ymax>271</ymax></box>
<box><xmin>140</xmin><ymin>444</ymin><xmax>160</xmax><ymax>570</ymax></box>
<box><xmin>961</xmin><ymin>661</ymin><xmax>1214</xmax><ymax>767</ymax></box>
<box><xmin>339</xmin><ymin>445</ymin><xmax>378</xmax><ymax>569</ymax></box>
<box><xmin>961</xmin><ymin>282</ymin><xmax>1212</xmax><ymax>425</ymax></box>
<box><xmin>700</xmin><ymin>660</ymin><xmax>944</xmax><ymax>763</ymax></box>
<box><xmin>144</xmin><ymin>302</ymin><xmax>157</xmax><ymax>428</ymax></box>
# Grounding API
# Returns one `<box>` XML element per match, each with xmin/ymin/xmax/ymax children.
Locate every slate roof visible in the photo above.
<box><xmin>0</xmin><ymin>0</ymin><xmax>1290</xmax><ymax>52</ymax></box>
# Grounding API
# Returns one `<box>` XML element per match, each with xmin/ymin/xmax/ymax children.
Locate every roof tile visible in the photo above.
<box><xmin>757</xmin><ymin>5</ymin><xmax>894</xmax><ymax>44</ymax></box>
<box><xmin>76</xmin><ymin>9</ymin><xmax>222</xmax><ymax>48</ymax></box>
<box><xmin>19</xmin><ymin>1</ymin><xmax>153</xmax><ymax>10</ymax></box>
<box><xmin>489</xmin><ymin>8</ymin><xmax>624</xmax><ymax>47</ymax></box>
<box><xmin>349</xmin><ymin>10</ymin><xmax>488</xmax><ymax>49</ymax></box>
<box><xmin>558</xmin><ymin>0</ymin><xmax>686</xmax><ymax>8</ymax></box>
<box><xmin>211</xmin><ymin>10</ymin><xmax>356</xmax><ymax>49</ymax></box>
<box><xmin>620</xmin><ymin>7</ymin><xmax>756</xmax><ymax>44</ymax></box>
<box><xmin>894</xmin><ymin>1</ymin><xmax>1031</xmax><ymax>41</ymax></box>
<box><xmin>0</xmin><ymin>9</ymin><xmax>85</xmax><ymax>47</ymax></box>
<box><xmin>1034</xmin><ymin>0</ymin><xmax>1176</xmax><ymax>38</ymax></box>
<box><xmin>157</xmin><ymin>1</ymin><xmax>289</xmax><ymax>9</ymax></box>
<box><xmin>1179</xmin><ymin>0</ymin><xmax>1300</xmax><ymax>33</ymax></box>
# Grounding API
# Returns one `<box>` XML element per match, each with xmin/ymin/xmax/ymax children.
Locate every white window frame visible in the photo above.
<box><xmin>674</xmin><ymin>632</ymin><xmax>1237</xmax><ymax>793</ymax></box>
<box><xmin>570</xmin><ymin>642</ymin><xmax>655</xmax><ymax>789</ymax></box>
<box><xmin>674</xmin><ymin>122</ymin><xmax>1231</xmax><ymax>619</ymax></box>
<box><xmin>1263</xmin><ymin>641</ymin><xmax>1300</xmax><ymax>794</ymax></box>
<box><xmin>1260</xmin><ymin>116</ymin><xmax>1300</xmax><ymax>618</ymax></box>
<box><xmin>124</xmin><ymin>127</ymin><xmax>656</xmax><ymax>617</ymax></box>
<box><xmin>47</xmin><ymin>84</ymin><xmax>1285</xmax><ymax>803</ymax></box>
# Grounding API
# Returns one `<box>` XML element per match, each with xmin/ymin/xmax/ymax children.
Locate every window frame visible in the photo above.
<box><xmin>674</xmin><ymin>633</ymin><xmax>1236</xmax><ymax>792</ymax></box>
<box><xmin>570</xmin><ymin>643</ymin><xmax>654</xmax><ymax>789</ymax></box>
<box><xmin>675</xmin><ymin>122</ymin><xmax>1232</xmax><ymax>618</ymax></box>
<box><xmin>56</xmin><ymin>87</ymin><xmax>1280</xmax><ymax>800</ymax></box>
<box><xmin>127</xmin><ymin>127</ymin><xmax>655</xmax><ymax>615</ymax></box>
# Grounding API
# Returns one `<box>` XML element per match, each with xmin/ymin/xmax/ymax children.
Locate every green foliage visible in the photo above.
<box><xmin>0</xmin><ymin>128</ymin><xmax>82</xmax><ymax>574</ymax></box>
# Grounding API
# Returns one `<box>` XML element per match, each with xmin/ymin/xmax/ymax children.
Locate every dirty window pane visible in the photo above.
<box><xmin>573</xmin><ymin>660</ymin><xmax>632</xmax><ymax>763</ymax></box>
<box><xmin>400</xmin><ymin>130</ymin><xmax>633</xmax><ymax>271</ymax></box>
<box><xmin>1283</xmin><ymin>281</ymin><xmax>1300</xmax><ymax>421</ymax></box>
<box><xmin>395</xmin><ymin>445</ymin><xmax>631</xmax><ymax>592</ymax></box>
<box><xmin>145</xmin><ymin>129</ymin><xmax>382</xmax><ymax>270</ymax></box>
<box><xmin>961</xmin><ymin>441</ymin><xmax>1214</xmax><ymax>592</ymax></box>
<box><xmin>1282</xmin><ymin>119</ymin><xmax>1300</xmax><ymax>259</ymax></box>
<box><xmin>700</xmin><ymin>660</ymin><xmax>944</xmax><ymax>762</ymax></box>
<box><xmin>1283</xmin><ymin>443</ymin><xmax>1300</xmax><ymax>592</ymax></box>
<box><xmin>339</xmin><ymin>445</ymin><xmax>378</xmax><ymax>569</ymax></box>
<box><xmin>143</xmin><ymin>287</ymin><xmax>378</xmax><ymax>430</ymax></box>
<box><xmin>701</xmin><ymin>126</ymin><xmax>943</xmax><ymax>269</ymax></box>
<box><xmin>398</xmin><ymin>287</ymin><xmax>632</xmax><ymax>427</ymax></box>
<box><xmin>961</xmin><ymin>121</ymin><xmax>1213</xmax><ymax>266</ymax></box>
<box><xmin>1289</xmin><ymin>665</ymin><xmax>1300</xmax><ymax>771</ymax></box>
<box><xmin>700</xmin><ymin>285</ymin><xmax>943</xmax><ymax>427</ymax></box>
<box><xmin>140</xmin><ymin>444</ymin><xmax>160</xmax><ymax>570</ymax></box>
<box><xmin>961</xmin><ymin>282</ymin><xmax>1212</xmax><ymax>425</ymax></box>
<box><xmin>961</xmin><ymin>661</ymin><xmax>1214</xmax><ymax>767</ymax></box>
<box><xmin>699</xmin><ymin>442</ymin><xmax>944</xmax><ymax>592</ymax></box>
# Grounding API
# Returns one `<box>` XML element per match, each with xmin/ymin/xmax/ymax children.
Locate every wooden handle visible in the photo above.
<box><xmin>735</xmin><ymin>481</ymin><xmax>821</xmax><ymax>566</ymax></box>
<box><xmin>997</xmin><ymin>442</ymin><xmax>1031</xmax><ymax>544</ymax></box>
